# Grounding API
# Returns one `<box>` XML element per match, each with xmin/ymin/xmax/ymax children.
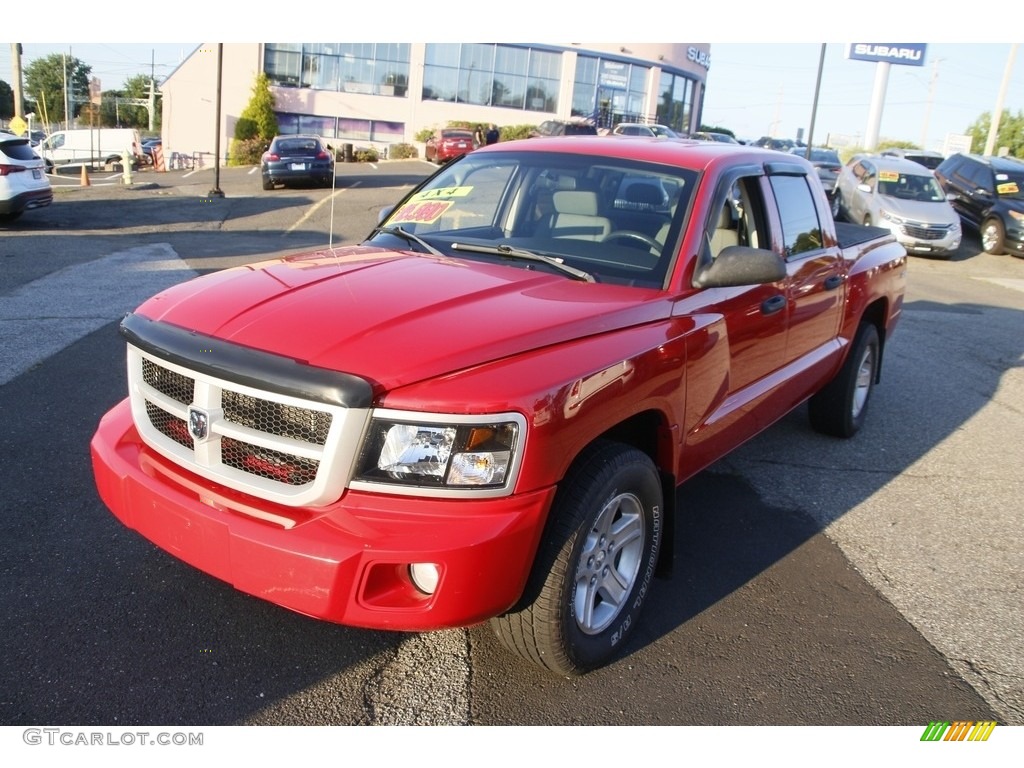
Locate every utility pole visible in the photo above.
<box><xmin>984</xmin><ymin>43</ymin><xmax>1019</xmax><ymax>156</ymax></box>
<box><xmin>920</xmin><ymin>58</ymin><xmax>942</xmax><ymax>150</ymax></box>
<box><xmin>10</xmin><ymin>43</ymin><xmax>25</xmax><ymax>120</ymax></box>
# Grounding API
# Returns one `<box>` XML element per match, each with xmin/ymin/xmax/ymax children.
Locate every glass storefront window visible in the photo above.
<box><xmin>422</xmin><ymin>44</ymin><xmax>560</xmax><ymax>113</ymax></box>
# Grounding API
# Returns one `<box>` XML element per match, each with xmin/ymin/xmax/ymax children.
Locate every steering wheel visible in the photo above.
<box><xmin>601</xmin><ymin>230</ymin><xmax>662</xmax><ymax>254</ymax></box>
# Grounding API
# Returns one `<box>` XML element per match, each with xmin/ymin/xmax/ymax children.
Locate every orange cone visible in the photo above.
<box><xmin>80</xmin><ymin>165</ymin><xmax>91</xmax><ymax>187</ymax></box>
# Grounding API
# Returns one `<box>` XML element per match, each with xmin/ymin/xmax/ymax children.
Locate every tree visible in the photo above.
<box><xmin>229</xmin><ymin>72</ymin><xmax>278</xmax><ymax>166</ymax></box>
<box><xmin>965</xmin><ymin>110</ymin><xmax>1024</xmax><ymax>158</ymax></box>
<box><xmin>24</xmin><ymin>54</ymin><xmax>91</xmax><ymax>125</ymax></box>
<box><xmin>0</xmin><ymin>80</ymin><xmax>14</xmax><ymax>121</ymax></box>
<box><xmin>97</xmin><ymin>74</ymin><xmax>160</xmax><ymax>130</ymax></box>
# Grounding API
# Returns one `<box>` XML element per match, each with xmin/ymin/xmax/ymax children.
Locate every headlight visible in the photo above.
<box><xmin>1009</xmin><ymin>210</ymin><xmax>1024</xmax><ymax>223</ymax></box>
<box><xmin>352</xmin><ymin>409</ymin><xmax>526</xmax><ymax>496</ymax></box>
<box><xmin>879</xmin><ymin>209</ymin><xmax>904</xmax><ymax>225</ymax></box>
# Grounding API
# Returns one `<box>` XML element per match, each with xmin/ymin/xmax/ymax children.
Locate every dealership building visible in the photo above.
<box><xmin>159</xmin><ymin>43</ymin><xmax>711</xmax><ymax>165</ymax></box>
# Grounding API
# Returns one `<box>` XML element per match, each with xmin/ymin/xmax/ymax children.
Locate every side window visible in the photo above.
<box><xmin>768</xmin><ymin>175</ymin><xmax>823</xmax><ymax>257</ymax></box>
<box><xmin>963</xmin><ymin>162</ymin><xmax>993</xmax><ymax>194</ymax></box>
<box><xmin>704</xmin><ymin>176</ymin><xmax>769</xmax><ymax>260</ymax></box>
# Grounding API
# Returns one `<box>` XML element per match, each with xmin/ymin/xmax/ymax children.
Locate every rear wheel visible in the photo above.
<box><xmin>490</xmin><ymin>440</ymin><xmax>663</xmax><ymax>676</ymax></box>
<box><xmin>830</xmin><ymin>192</ymin><xmax>840</xmax><ymax>220</ymax></box>
<box><xmin>981</xmin><ymin>217</ymin><xmax>1006</xmax><ymax>255</ymax></box>
<box><xmin>809</xmin><ymin>322</ymin><xmax>880</xmax><ymax>438</ymax></box>
<box><xmin>261</xmin><ymin>177</ymin><xmax>273</xmax><ymax>191</ymax></box>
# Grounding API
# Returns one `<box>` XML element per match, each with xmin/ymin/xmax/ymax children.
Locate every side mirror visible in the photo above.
<box><xmin>377</xmin><ymin>206</ymin><xmax>394</xmax><ymax>224</ymax></box>
<box><xmin>694</xmin><ymin>246</ymin><xmax>787</xmax><ymax>288</ymax></box>
<box><xmin>857</xmin><ymin>183</ymin><xmax>872</xmax><ymax>194</ymax></box>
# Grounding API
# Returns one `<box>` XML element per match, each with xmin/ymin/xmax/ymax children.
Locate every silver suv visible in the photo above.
<box><xmin>835</xmin><ymin>155</ymin><xmax>961</xmax><ymax>258</ymax></box>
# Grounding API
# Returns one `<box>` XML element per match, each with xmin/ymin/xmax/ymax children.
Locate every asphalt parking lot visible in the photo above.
<box><xmin>1</xmin><ymin>161</ymin><xmax>1022</xmax><ymax>730</ymax></box>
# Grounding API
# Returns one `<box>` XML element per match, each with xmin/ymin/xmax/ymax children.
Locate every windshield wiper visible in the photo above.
<box><xmin>450</xmin><ymin>242</ymin><xmax>595</xmax><ymax>283</ymax></box>
<box><xmin>376</xmin><ymin>225</ymin><xmax>446</xmax><ymax>257</ymax></box>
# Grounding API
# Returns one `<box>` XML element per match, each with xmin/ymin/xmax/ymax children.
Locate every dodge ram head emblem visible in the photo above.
<box><xmin>188</xmin><ymin>407</ymin><xmax>209</xmax><ymax>441</ymax></box>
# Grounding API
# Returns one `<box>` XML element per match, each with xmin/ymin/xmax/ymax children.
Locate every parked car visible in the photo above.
<box><xmin>530</xmin><ymin>119</ymin><xmax>598</xmax><ymax>137</ymax></box>
<box><xmin>0</xmin><ymin>131</ymin><xmax>53</xmax><ymax>221</ymax></box>
<box><xmin>424</xmin><ymin>128</ymin><xmax>475</xmax><ymax>163</ymax></box>
<box><xmin>834</xmin><ymin>155</ymin><xmax>961</xmax><ymax>258</ymax></box>
<box><xmin>791</xmin><ymin>147</ymin><xmax>843</xmax><ymax>200</ymax></box>
<box><xmin>752</xmin><ymin>136</ymin><xmax>800</xmax><ymax>152</ymax></box>
<box><xmin>260</xmin><ymin>135</ymin><xmax>335</xmax><ymax>190</ymax></box>
<box><xmin>934</xmin><ymin>153</ymin><xmax>1024</xmax><ymax>255</ymax></box>
<box><xmin>141</xmin><ymin>138</ymin><xmax>162</xmax><ymax>165</ymax></box>
<box><xmin>690</xmin><ymin>131</ymin><xmax>739</xmax><ymax>144</ymax></box>
<box><xmin>880</xmin><ymin>148</ymin><xmax>944</xmax><ymax>171</ymax></box>
<box><xmin>611</xmin><ymin>123</ymin><xmax>683</xmax><ymax>138</ymax></box>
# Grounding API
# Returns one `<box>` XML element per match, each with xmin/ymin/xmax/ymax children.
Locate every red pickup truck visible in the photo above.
<box><xmin>91</xmin><ymin>137</ymin><xmax>906</xmax><ymax>676</ymax></box>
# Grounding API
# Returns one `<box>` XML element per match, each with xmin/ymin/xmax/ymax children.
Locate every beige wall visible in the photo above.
<box><xmin>160</xmin><ymin>43</ymin><xmax>710</xmax><ymax>165</ymax></box>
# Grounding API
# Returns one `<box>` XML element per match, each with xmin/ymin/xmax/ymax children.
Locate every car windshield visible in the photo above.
<box><xmin>369</xmin><ymin>148</ymin><xmax>698</xmax><ymax>289</ymax></box>
<box><xmin>877</xmin><ymin>171</ymin><xmax>946</xmax><ymax>202</ymax></box>
<box><xmin>994</xmin><ymin>172</ymin><xmax>1024</xmax><ymax>200</ymax></box>
<box><xmin>649</xmin><ymin>126</ymin><xmax>679</xmax><ymax>138</ymax></box>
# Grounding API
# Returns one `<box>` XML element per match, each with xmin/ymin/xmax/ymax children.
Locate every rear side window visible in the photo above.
<box><xmin>0</xmin><ymin>138</ymin><xmax>38</xmax><ymax>161</ymax></box>
<box><xmin>768</xmin><ymin>175</ymin><xmax>823</xmax><ymax>257</ymax></box>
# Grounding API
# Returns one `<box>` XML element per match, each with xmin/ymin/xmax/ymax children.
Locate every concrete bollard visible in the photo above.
<box><xmin>122</xmin><ymin>148</ymin><xmax>133</xmax><ymax>185</ymax></box>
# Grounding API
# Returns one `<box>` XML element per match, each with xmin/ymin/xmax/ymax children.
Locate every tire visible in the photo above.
<box><xmin>830</xmin><ymin>192</ymin><xmax>840</xmax><ymax>220</ymax></box>
<box><xmin>808</xmin><ymin>322</ymin><xmax>880</xmax><ymax>438</ymax></box>
<box><xmin>862</xmin><ymin>215</ymin><xmax>872</xmax><ymax>227</ymax></box>
<box><xmin>981</xmin><ymin>217</ymin><xmax>1006</xmax><ymax>255</ymax></box>
<box><xmin>261</xmin><ymin>177</ymin><xmax>273</xmax><ymax>191</ymax></box>
<box><xmin>490</xmin><ymin>440</ymin><xmax>663</xmax><ymax>676</ymax></box>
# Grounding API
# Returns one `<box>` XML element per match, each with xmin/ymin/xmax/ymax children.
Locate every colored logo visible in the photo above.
<box><xmin>920</xmin><ymin>721</ymin><xmax>997</xmax><ymax>742</ymax></box>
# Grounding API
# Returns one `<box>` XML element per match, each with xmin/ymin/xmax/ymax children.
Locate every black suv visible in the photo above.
<box><xmin>934</xmin><ymin>153</ymin><xmax>1024</xmax><ymax>255</ymax></box>
<box><xmin>531</xmin><ymin>120</ymin><xmax>598</xmax><ymax>138</ymax></box>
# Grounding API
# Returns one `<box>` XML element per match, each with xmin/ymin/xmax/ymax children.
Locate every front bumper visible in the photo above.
<box><xmin>91</xmin><ymin>399</ymin><xmax>554</xmax><ymax>630</ymax></box>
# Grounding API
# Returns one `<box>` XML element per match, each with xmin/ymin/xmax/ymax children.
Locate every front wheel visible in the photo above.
<box><xmin>981</xmin><ymin>217</ymin><xmax>1006</xmax><ymax>255</ymax></box>
<box><xmin>808</xmin><ymin>322</ymin><xmax>880</xmax><ymax>438</ymax></box>
<box><xmin>490</xmin><ymin>440</ymin><xmax>663</xmax><ymax>676</ymax></box>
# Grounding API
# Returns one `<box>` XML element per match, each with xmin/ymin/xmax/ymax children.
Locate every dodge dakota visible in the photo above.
<box><xmin>91</xmin><ymin>137</ymin><xmax>906</xmax><ymax>675</ymax></box>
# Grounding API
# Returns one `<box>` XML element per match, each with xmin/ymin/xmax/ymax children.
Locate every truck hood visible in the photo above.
<box><xmin>136</xmin><ymin>245</ymin><xmax>670</xmax><ymax>391</ymax></box>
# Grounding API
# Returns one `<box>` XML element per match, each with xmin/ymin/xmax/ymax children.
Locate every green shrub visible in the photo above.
<box><xmin>389</xmin><ymin>143</ymin><xmax>418</xmax><ymax>159</ymax></box>
<box><xmin>499</xmin><ymin>124</ymin><xmax>534</xmax><ymax>141</ymax></box>
<box><xmin>354</xmin><ymin>147</ymin><xmax>379</xmax><ymax>163</ymax></box>
<box><xmin>415</xmin><ymin>128</ymin><xmax>434</xmax><ymax>143</ymax></box>
<box><xmin>228</xmin><ymin>136</ymin><xmax>269</xmax><ymax>167</ymax></box>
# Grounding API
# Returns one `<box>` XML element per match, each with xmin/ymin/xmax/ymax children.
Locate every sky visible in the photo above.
<box><xmin>3</xmin><ymin>3</ymin><xmax>1020</xmax><ymax>153</ymax></box>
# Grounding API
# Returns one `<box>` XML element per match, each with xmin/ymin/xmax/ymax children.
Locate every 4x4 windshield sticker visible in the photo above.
<box><xmin>388</xmin><ymin>186</ymin><xmax>473</xmax><ymax>225</ymax></box>
<box><xmin>996</xmin><ymin>181</ymin><xmax>1019</xmax><ymax>195</ymax></box>
<box><xmin>878</xmin><ymin>171</ymin><xmax>900</xmax><ymax>182</ymax></box>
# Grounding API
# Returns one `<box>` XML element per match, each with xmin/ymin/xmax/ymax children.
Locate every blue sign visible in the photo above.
<box><xmin>847</xmin><ymin>43</ymin><xmax>927</xmax><ymax>67</ymax></box>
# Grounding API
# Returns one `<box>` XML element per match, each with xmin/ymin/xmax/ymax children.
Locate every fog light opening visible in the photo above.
<box><xmin>408</xmin><ymin>563</ymin><xmax>440</xmax><ymax>595</ymax></box>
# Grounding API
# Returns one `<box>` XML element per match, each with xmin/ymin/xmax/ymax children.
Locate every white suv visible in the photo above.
<box><xmin>0</xmin><ymin>131</ymin><xmax>53</xmax><ymax>221</ymax></box>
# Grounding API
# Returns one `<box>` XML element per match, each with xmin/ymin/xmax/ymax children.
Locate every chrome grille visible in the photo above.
<box><xmin>222</xmin><ymin>390</ymin><xmax>331</xmax><ymax>445</ymax></box>
<box><xmin>901</xmin><ymin>223</ymin><xmax>950</xmax><ymax>240</ymax></box>
<box><xmin>142</xmin><ymin>358</ymin><xmax>193</xmax><ymax>403</ymax></box>
<box><xmin>145</xmin><ymin>401</ymin><xmax>192</xmax><ymax>448</ymax></box>
<box><xmin>221</xmin><ymin>437</ymin><xmax>319</xmax><ymax>485</ymax></box>
<box><xmin>128</xmin><ymin>346</ymin><xmax>362</xmax><ymax>506</ymax></box>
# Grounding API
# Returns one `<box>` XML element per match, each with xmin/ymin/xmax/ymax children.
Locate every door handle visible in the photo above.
<box><xmin>760</xmin><ymin>295</ymin><xmax>786</xmax><ymax>315</ymax></box>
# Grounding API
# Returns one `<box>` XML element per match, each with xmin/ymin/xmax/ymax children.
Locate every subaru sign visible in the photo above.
<box><xmin>847</xmin><ymin>43</ymin><xmax>926</xmax><ymax>67</ymax></box>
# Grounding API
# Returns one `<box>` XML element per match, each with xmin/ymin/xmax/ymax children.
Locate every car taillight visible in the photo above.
<box><xmin>265</xmin><ymin>153</ymin><xmax>280</xmax><ymax>161</ymax></box>
<box><xmin>316</xmin><ymin>151</ymin><xmax>330</xmax><ymax>160</ymax></box>
<box><xmin>0</xmin><ymin>164</ymin><xmax>29</xmax><ymax>176</ymax></box>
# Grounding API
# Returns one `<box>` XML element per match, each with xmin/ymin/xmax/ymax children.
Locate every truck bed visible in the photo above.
<box><xmin>835</xmin><ymin>220</ymin><xmax>892</xmax><ymax>250</ymax></box>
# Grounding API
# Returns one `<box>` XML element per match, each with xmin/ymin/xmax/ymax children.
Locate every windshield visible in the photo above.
<box><xmin>877</xmin><ymin>171</ymin><xmax>946</xmax><ymax>202</ymax></box>
<box><xmin>369</xmin><ymin>149</ymin><xmax>697</xmax><ymax>288</ymax></box>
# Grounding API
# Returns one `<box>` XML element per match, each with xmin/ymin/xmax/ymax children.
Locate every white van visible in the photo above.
<box><xmin>36</xmin><ymin>128</ymin><xmax>142</xmax><ymax>171</ymax></box>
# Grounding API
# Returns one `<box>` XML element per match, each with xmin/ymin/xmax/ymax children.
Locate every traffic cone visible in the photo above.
<box><xmin>80</xmin><ymin>165</ymin><xmax>91</xmax><ymax>187</ymax></box>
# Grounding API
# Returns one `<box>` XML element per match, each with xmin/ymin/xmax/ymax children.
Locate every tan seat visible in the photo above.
<box><xmin>547</xmin><ymin>191</ymin><xmax>612</xmax><ymax>241</ymax></box>
<box><xmin>708</xmin><ymin>203</ymin><xmax>738</xmax><ymax>256</ymax></box>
